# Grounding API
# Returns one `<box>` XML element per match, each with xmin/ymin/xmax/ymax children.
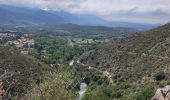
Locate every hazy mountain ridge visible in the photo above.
<box><xmin>0</xmin><ymin>5</ymin><xmax>63</xmax><ymax>24</ymax></box>
<box><xmin>0</xmin><ymin>5</ymin><xmax>159</xmax><ymax>30</ymax></box>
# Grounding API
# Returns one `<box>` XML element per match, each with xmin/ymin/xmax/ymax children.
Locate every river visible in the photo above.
<box><xmin>77</xmin><ymin>83</ymin><xmax>87</xmax><ymax>100</ymax></box>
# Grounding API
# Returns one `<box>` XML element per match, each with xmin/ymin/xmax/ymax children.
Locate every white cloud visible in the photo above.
<box><xmin>0</xmin><ymin>0</ymin><xmax>170</xmax><ymax>24</ymax></box>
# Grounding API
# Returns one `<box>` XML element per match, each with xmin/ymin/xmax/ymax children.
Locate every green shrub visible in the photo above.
<box><xmin>136</xmin><ymin>85</ymin><xmax>155</xmax><ymax>100</ymax></box>
<box><xmin>82</xmin><ymin>85</ymin><xmax>111</xmax><ymax>100</ymax></box>
<box><xmin>26</xmin><ymin>72</ymin><xmax>76</xmax><ymax>100</ymax></box>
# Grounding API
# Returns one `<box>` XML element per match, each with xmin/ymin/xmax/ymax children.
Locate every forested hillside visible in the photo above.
<box><xmin>77</xmin><ymin>23</ymin><xmax>170</xmax><ymax>100</ymax></box>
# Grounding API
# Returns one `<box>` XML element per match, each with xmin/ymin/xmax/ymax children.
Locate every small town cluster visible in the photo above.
<box><xmin>0</xmin><ymin>31</ymin><xmax>34</xmax><ymax>54</ymax></box>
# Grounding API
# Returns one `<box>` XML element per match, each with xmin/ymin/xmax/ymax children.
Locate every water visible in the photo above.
<box><xmin>77</xmin><ymin>83</ymin><xmax>87</xmax><ymax>100</ymax></box>
<box><xmin>69</xmin><ymin>60</ymin><xmax>74</xmax><ymax>66</ymax></box>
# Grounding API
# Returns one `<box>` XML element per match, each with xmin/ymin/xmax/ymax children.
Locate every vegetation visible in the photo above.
<box><xmin>25</xmin><ymin>67</ymin><xmax>76</xmax><ymax>100</ymax></box>
<box><xmin>136</xmin><ymin>85</ymin><xmax>155</xmax><ymax>100</ymax></box>
<box><xmin>32</xmin><ymin>34</ymin><xmax>101</xmax><ymax>64</ymax></box>
<box><xmin>0</xmin><ymin>46</ymin><xmax>50</xmax><ymax>98</ymax></box>
<box><xmin>0</xmin><ymin>45</ymin><xmax>79</xmax><ymax>99</ymax></box>
<box><xmin>0</xmin><ymin>23</ymin><xmax>137</xmax><ymax>39</ymax></box>
<box><xmin>0</xmin><ymin>36</ymin><xmax>15</xmax><ymax>44</ymax></box>
<box><xmin>154</xmin><ymin>71</ymin><xmax>166</xmax><ymax>81</ymax></box>
<box><xmin>1</xmin><ymin>22</ymin><xmax>170</xmax><ymax>100</ymax></box>
<box><xmin>78</xmin><ymin>23</ymin><xmax>170</xmax><ymax>99</ymax></box>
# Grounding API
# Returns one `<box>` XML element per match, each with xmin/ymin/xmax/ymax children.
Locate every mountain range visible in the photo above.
<box><xmin>0</xmin><ymin>5</ymin><xmax>63</xmax><ymax>24</ymax></box>
<box><xmin>0</xmin><ymin>5</ymin><xmax>159</xmax><ymax>30</ymax></box>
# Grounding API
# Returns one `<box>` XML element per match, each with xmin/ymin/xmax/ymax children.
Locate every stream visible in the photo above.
<box><xmin>77</xmin><ymin>83</ymin><xmax>87</xmax><ymax>100</ymax></box>
<box><xmin>69</xmin><ymin>60</ymin><xmax>74</xmax><ymax>66</ymax></box>
<box><xmin>70</xmin><ymin>60</ymin><xmax>87</xmax><ymax>100</ymax></box>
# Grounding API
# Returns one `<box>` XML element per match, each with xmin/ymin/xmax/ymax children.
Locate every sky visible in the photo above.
<box><xmin>0</xmin><ymin>0</ymin><xmax>170</xmax><ymax>24</ymax></box>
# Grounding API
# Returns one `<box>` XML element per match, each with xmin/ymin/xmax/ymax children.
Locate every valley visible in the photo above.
<box><xmin>0</xmin><ymin>2</ymin><xmax>170</xmax><ymax>100</ymax></box>
<box><xmin>1</xmin><ymin>22</ymin><xmax>170</xmax><ymax>100</ymax></box>
<box><xmin>0</xmin><ymin>22</ymin><xmax>137</xmax><ymax>100</ymax></box>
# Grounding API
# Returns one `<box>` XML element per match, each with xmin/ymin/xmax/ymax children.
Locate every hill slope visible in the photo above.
<box><xmin>44</xmin><ymin>24</ymin><xmax>137</xmax><ymax>39</ymax></box>
<box><xmin>0</xmin><ymin>46</ymin><xmax>50</xmax><ymax>98</ymax></box>
<box><xmin>78</xmin><ymin>23</ymin><xmax>170</xmax><ymax>99</ymax></box>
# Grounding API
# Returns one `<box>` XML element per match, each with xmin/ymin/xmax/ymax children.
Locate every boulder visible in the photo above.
<box><xmin>152</xmin><ymin>86</ymin><xmax>170</xmax><ymax>100</ymax></box>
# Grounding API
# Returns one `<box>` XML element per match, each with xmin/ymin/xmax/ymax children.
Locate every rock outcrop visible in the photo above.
<box><xmin>152</xmin><ymin>86</ymin><xmax>170</xmax><ymax>100</ymax></box>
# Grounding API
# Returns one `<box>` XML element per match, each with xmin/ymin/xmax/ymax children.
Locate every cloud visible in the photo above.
<box><xmin>0</xmin><ymin>0</ymin><xmax>170</xmax><ymax>24</ymax></box>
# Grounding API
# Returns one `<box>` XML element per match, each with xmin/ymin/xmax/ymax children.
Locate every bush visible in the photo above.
<box><xmin>82</xmin><ymin>85</ymin><xmax>111</xmax><ymax>100</ymax></box>
<box><xmin>154</xmin><ymin>71</ymin><xmax>166</xmax><ymax>81</ymax></box>
<box><xmin>25</xmin><ymin>72</ymin><xmax>76</xmax><ymax>100</ymax></box>
<box><xmin>136</xmin><ymin>85</ymin><xmax>155</xmax><ymax>100</ymax></box>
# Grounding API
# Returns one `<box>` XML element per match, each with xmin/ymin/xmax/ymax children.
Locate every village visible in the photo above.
<box><xmin>0</xmin><ymin>31</ymin><xmax>34</xmax><ymax>54</ymax></box>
